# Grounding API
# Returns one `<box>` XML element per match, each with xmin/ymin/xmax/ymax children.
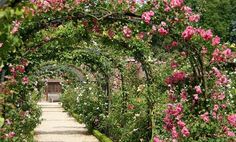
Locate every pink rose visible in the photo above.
<box><xmin>171</xmin><ymin>127</ymin><xmax>179</xmax><ymax>139</ymax></box>
<box><xmin>212</xmin><ymin>36</ymin><xmax>220</xmax><ymax>46</ymax></box>
<box><xmin>200</xmin><ymin>112</ymin><xmax>210</xmax><ymax>123</ymax></box>
<box><xmin>177</xmin><ymin>120</ymin><xmax>186</xmax><ymax>128</ymax></box>
<box><xmin>189</xmin><ymin>14</ymin><xmax>200</xmax><ymax>22</ymax></box>
<box><xmin>182</xmin><ymin>6</ymin><xmax>192</xmax><ymax>14</ymax></box>
<box><xmin>170</xmin><ymin>0</ymin><xmax>184</xmax><ymax>8</ymax></box>
<box><xmin>158</xmin><ymin>27</ymin><xmax>168</xmax><ymax>36</ymax></box>
<box><xmin>180</xmin><ymin>89</ymin><xmax>187</xmax><ymax>101</ymax></box>
<box><xmin>153</xmin><ymin>136</ymin><xmax>163</xmax><ymax>142</ymax></box>
<box><xmin>141</xmin><ymin>11</ymin><xmax>154</xmax><ymax>24</ymax></box>
<box><xmin>213</xmin><ymin>104</ymin><xmax>219</xmax><ymax>112</ymax></box>
<box><xmin>200</xmin><ymin>29</ymin><xmax>213</xmax><ymax>41</ymax></box>
<box><xmin>123</xmin><ymin>26</ymin><xmax>132</xmax><ymax>38</ymax></box>
<box><xmin>193</xmin><ymin>94</ymin><xmax>198</xmax><ymax>100</ymax></box>
<box><xmin>182</xmin><ymin>26</ymin><xmax>195</xmax><ymax>40</ymax></box>
<box><xmin>181</xmin><ymin>127</ymin><xmax>190</xmax><ymax>137</ymax></box>
<box><xmin>227</xmin><ymin>114</ymin><xmax>236</xmax><ymax>127</ymax></box>
<box><xmin>194</xmin><ymin>85</ymin><xmax>202</xmax><ymax>94</ymax></box>
<box><xmin>223</xmin><ymin>48</ymin><xmax>232</xmax><ymax>57</ymax></box>
<box><xmin>22</xmin><ymin>76</ymin><xmax>29</xmax><ymax>85</ymax></box>
<box><xmin>226</xmin><ymin>131</ymin><xmax>235</xmax><ymax>137</ymax></box>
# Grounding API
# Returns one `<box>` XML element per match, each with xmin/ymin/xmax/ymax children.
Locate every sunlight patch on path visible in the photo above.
<box><xmin>34</xmin><ymin>102</ymin><xmax>99</xmax><ymax>142</ymax></box>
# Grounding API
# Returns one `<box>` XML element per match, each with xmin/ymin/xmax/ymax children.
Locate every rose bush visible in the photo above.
<box><xmin>0</xmin><ymin>0</ymin><xmax>235</xmax><ymax>141</ymax></box>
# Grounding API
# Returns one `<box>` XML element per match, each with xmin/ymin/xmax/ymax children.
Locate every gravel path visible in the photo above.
<box><xmin>34</xmin><ymin>102</ymin><xmax>99</xmax><ymax>142</ymax></box>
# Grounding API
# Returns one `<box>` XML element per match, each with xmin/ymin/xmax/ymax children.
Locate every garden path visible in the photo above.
<box><xmin>34</xmin><ymin>102</ymin><xmax>99</xmax><ymax>142</ymax></box>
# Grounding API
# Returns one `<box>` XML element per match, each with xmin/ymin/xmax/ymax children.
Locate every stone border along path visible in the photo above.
<box><xmin>34</xmin><ymin>102</ymin><xmax>99</xmax><ymax>142</ymax></box>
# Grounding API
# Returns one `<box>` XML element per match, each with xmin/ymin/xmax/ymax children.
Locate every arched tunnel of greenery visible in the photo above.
<box><xmin>0</xmin><ymin>0</ymin><xmax>236</xmax><ymax>142</ymax></box>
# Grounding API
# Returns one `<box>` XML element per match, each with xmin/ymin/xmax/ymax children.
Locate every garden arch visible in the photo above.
<box><xmin>0</xmin><ymin>1</ymin><xmax>235</xmax><ymax>142</ymax></box>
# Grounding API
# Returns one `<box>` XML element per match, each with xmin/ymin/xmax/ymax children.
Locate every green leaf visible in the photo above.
<box><xmin>0</xmin><ymin>117</ymin><xmax>4</xmax><ymax>127</ymax></box>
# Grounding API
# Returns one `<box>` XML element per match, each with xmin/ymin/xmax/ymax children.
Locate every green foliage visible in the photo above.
<box><xmin>186</xmin><ymin>0</ymin><xmax>236</xmax><ymax>41</ymax></box>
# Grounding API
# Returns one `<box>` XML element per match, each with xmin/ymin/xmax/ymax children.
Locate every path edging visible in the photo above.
<box><xmin>69</xmin><ymin>112</ymin><xmax>113</xmax><ymax>142</ymax></box>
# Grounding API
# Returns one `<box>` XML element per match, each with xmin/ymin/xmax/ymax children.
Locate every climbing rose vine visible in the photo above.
<box><xmin>0</xmin><ymin>0</ymin><xmax>235</xmax><ymax>141</ymax></box>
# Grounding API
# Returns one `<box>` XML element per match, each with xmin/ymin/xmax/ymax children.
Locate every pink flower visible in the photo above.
<box><xmin>163</xmin><ymin>115</ymin><xmax>174</xmax><ymax>131</ymax></box>
<box><xmin>216</xmin><ymin>75</ymin><xmax>229</xmax><ymax>86</ymax></box>
<box><xmin>212</xmin><ymin>36</ymin><xmax>221</xmax><ymax>46</ymax></box>
<box><xmin>174</xmin><ymin>104</ymin><xmax>183</xmax><ymax>116</ymax></box>
<box><xmin>161</xmin><ymin>21</ymin><xmax>167</xmax><ymax>27</ymax></box>
<box><xmin>193</xmin><ymin>94</ymin><xmax>198</xmax><ymax>100</ymax></box>
<box><xmin>213</xmin><ymin>104</ymin><xmax>219</xmax><ymax>112</ymax></box>
<box><xmin>182</xmin><ymin>26</ymin><xmax>195</xmax><ymax>40</ymax></box>
<box><xmin>200</xmin><ymin>112</ymin><xmax>210</xmax><ymax>123</ymax></box>
<box><xmin>201</xmin><ymin>46</ymin><xmax>208</xmax><ymax>54</ymax></box>
<box><xmin>158</xmin><ymin>27</ymin><xmax>168</xmax><ymax>36</ymax></box>
<box><xmin>123</xmin><ymin>26</ymin><xmax>132</xmax><ymax>38</ymax></box>
<box><xmin>153</xmin><ymin>136</ymin><xmax>163</xmax><ymax>142</ymax></box>
<box><xmin>11</xmin><ymin>20</ymin><xmax>21</xmax><ymax>34</ymax></box>
<box><xmin>182</xmin><ymin>6</ymin><xmax>192</xmax><ymax>14</ymax></box>
<box><xmin>170</xmin><ymin>60</ymin><xmax>178</xmax><ymax>69</ymax></box>
<box><xmin>152</xmin><ymin>25</ymin><xmax>157</xmax><ymax>32</ymax></box>
<box><xmin>189</xmin><ymin>14</ymin><xmax>200</xmax><ymax>22</ymax></box>
<box><xmin>5</xmin><ymin>132</ymin><xmax>15</xmax><ymax>138</ymax></box>
<box><xmin>16</xmin><ymin>65</ymin><xmax>25</xmax><ymax>73</ymax></box>
<box><xmin>22</xmin><ymin>76</ymin><xmax>29</xmax><ymax>85</ymax></box>
<box><xmin>194</xmin><ymin>85</ymin><xmax>202</xmax><ymax>94</ymax></box>
<box><xmin>170</xmin><ymin>0</ymin><xmax>184</xmax><ymax>8</ymax></box>
<box><xmin>221</xmin><ymin>104</ymin><xmax>227</xmax><ymax>109</ymax></box>
<box><xmin>227</xmin><ymin>114</ymin><xmax>236</xmax><ymax>127</ymax></box>
<box><xmin>141</xmin><ymin>11</ymin><xmax>154</xmax><ymax>24</ymax></box>
<box><xmin>212</xmin><ymin>67</ymin><xmax>222</xmax><ymax>78</ymax></box>
<box><xmin>172</xmin><ymin>71</ymin><xmax>186</xmax><ymax>83</ymax></box>
<box><xmin>164</xmin><ymin>5</ymin><xmax>171</xmax><ymax>12</ymax></box>
<box><xmin>180</xmin><ymin>89</ymin><xmax>187</xmax><ymax>101</ymax></box>
<box><xmin>171</xmin><ymin>41</ymin><xmax>178</xmax><ymax>47</ymax></box>
<box><xmin>5</xmin><ymin>119</ymin><xmax>12</xmax><ymax>125</ymax></box>
<box><xmin>171</xmin><ymin>127</ymin><xmax>179</xmax><ymax>139</ymax></box>
<box><xmin>200</xmin><ymin>29</ymin><xmax>213</xmax><ymax>41</ymax></box>
<box><xmin>177</xmin><ymin>120</ymin><xmax>186</xmax><ymax>128</ymax></box>
<box><xmin>118</xmin><ymin>0</ymin><xmax>123</xmax><ymax>4</ymax></box>
<box><xmin>165</xmin><ymin>71</ymin><xmax>186</xmax><ymax>85</ymax></box>
<box><xmin>226</xmin><ymin>131</ymin><xmax>235</xmax><ymax>137</ymax></box>
<box><xmin>212</xmin><ymin>112</ymin><xmax>217</xmax><ymax>119</ymax></box>
<box><xmin>211</xmin><ymin>48</ymin><xmax>225</xmax><ymax>62</ymax></box>
<box><xmin>108</xmin><ymin>29</ymin><xmax>115</xmax><ymax>39</ymax></box>
<box><xmin>223</xmin><ymin>48</ymin><xmax>232</xmax><ymax>57</ymax></box>
<box><xmin>137</xmin><ymin>32</ymin><xmax>145</xmax><ymax>40</ymax></box>
<box><xmin>0</xmin><ymin>43</ymin><xmax>3</xmax><ymax>48</ymax></box>
<box><xmin>181</xmin><ymin>127</ymin><xmax>190</xmax><ymax>137</ymax></box>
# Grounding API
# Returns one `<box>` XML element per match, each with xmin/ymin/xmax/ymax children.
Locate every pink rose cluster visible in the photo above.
<box><xmin>223</xmin><ymin>126</ymin><xmax>235</xmax><ymax>137</ymax></box>
<box><xmin>165</xmin><ymin>71</ymin><xmax>186</xmax><ymax>85</ymax></box>
<box><xmin>4</xmin><ymin>132</ymin><xmax>15</xmax><ymax>139</ymax></box>
<box><xmin>227</xmin><ymin>114</ymin><xmax>236</xmax><ymax>127</ymax></box>
<box><xmin>170</xmin><ymin>0</ymin><xmax>184</xmax><ymax>8</ymax></box>
<box><xmin>75</xmin><ymin>0</ymin><xmax>87</xmax><ymax>4</ymax></box>
<box><xmin>33</xmin><ymin>0</ymin><xmax>64</xmax><ymax>12</ymax></box>
<box><xmin>22</xmin><ymin>76</ymin><xmax>29</xmax><ymax>85</ymax></box>
<box><xmin>11</xmin><ymin>20</ymin><xmax>21</xmax><ymax>34</ymax></box>
<box><xmin>141</xmin><ymin>10</ymin><xmax>154</xmax><ymax>24</ymax></box>
<box><xmin>189</xmin><ymin>14</ymin><xmax>200</xmax><ymax>23</ymax></box>
<box><xmin>200</xmin><ymin>112</ymin><xmax>210</xmax><ymax>123</ymax></box>
<box><xmin>211</xmin><ymin>48</ymin><xmax>232</xmax><ymax>63</ymax></box>
<box><xmin>182</xmin><ymin>26</ymin><xmax>222</xmax><ymax>47</ymax></box>
<box><xmin>212</xmin><ymin>67</ymin><xmax>229</xmax><ymax>86</ymax></box>
<box><xmin>163</xmin><ymin>104</ymin><xmax>190</xmax><ymax>139</ymax></box>
<box><xmin>123</xmin><ymin>26</ymin><xmax>132</xmax><ymax>38</ymax></box>
<box><xmin>182</xmin><ymin>26</ymin><xmax>195</xmax><ymax>40</ymax></box>
<box><xmin>153</xmin><ymin>136</ymin><xmax>164</xmax><ymax>142</ymax></box>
